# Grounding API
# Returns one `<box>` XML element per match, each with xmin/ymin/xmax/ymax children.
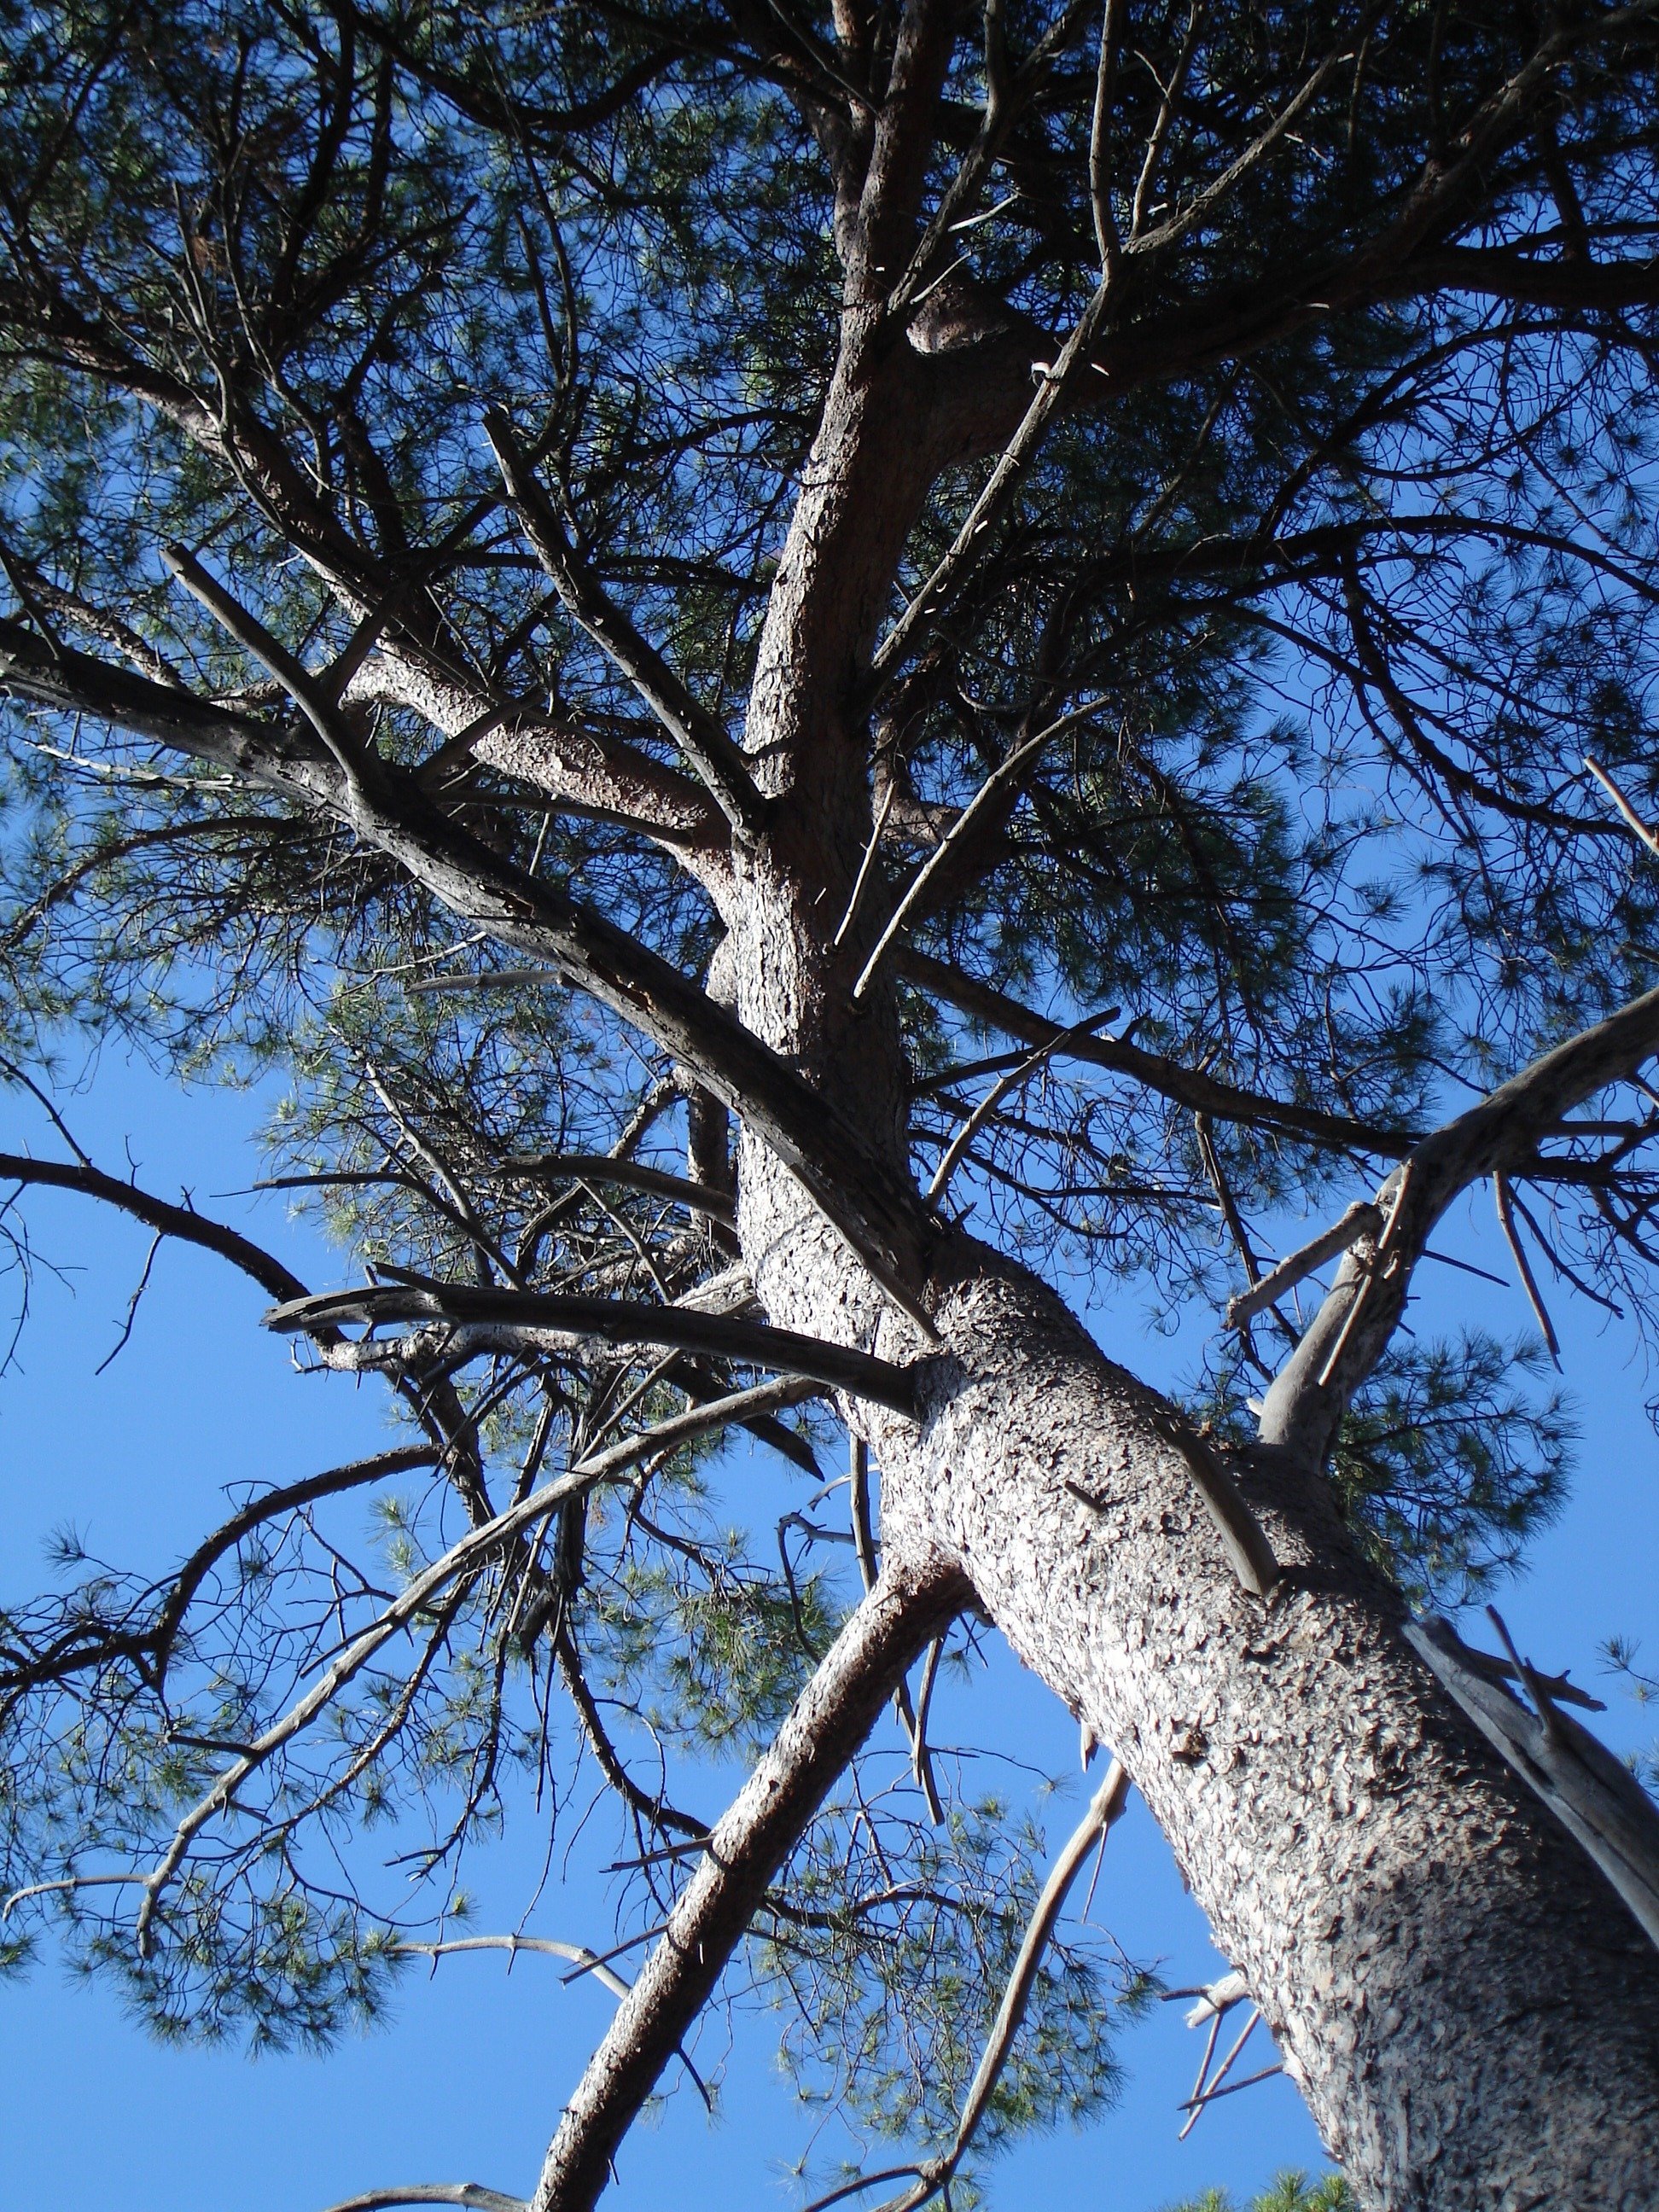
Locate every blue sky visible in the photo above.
<box><xmin>3</xmin><ymin>1049</ymin><xmax>1656</xmax><ymax>2212</ymax></box>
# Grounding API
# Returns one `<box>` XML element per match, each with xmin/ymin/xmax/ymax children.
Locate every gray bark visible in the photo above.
<box><xmin>532</xmin><ymin>1553</ymin><xmax>968</xmax><ymax>2212</ymax></box>
<box><xmin>713</xmin><ymin>282</ymin><xmax>1659</xmax><ymax>2181</ymax></box>
<box><xmin>738</xmin><ymin>1143</ymin><xmax>1659</xmax><ymax>2211</ymax></box>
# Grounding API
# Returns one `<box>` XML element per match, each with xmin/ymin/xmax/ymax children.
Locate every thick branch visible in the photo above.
<box><xmin>1404</xmin><ymin>245</ymin><xmax>1659</xmax><ymax>313</ymax></box>
<box><xmin>346</xmin><ymin>654</ymin><xmax>725</xmax><ymax>859</ymax></box>
<box><xmin>263</xmin><ymin>1284</ymin><xmax>923</xmax><ymax>1417</ymax></box>
<box><xmin>320</xmin><ymin>2191</ymin><xmax>525</xmax><ymax>2212</ymax></box>
<box><xmin>482</xmin><ymin>410</ymin><xmax>768</xmax><ymax>840</ymax></box>
<box><xmin>529</xmin><ymin>1553</ymin><xmax>969</xmax><ymax>2212</ymax></box>
<box><xmin>0</xmin><ymin>620</ymin><xmax>937</xmax><ymax>1318</ymax></box>
<box><xmin>1408</xmin><ymin>1615</ymin><xmax>1659</xmax><ymax>1954</ymax></box>
<box><xmin>1225</xmin><ymin>1200</ymin><xmax>1383</xmax><ymax>1329</ymax></box>
<box><xmin>1261</xmin><ymin>980</ymin><xmax>1659</xmax><ymax>1464</ymax></box>
<box><xmin>0</xmin><ymin>1150</ymin><xmax>308</xmax><ymax>1303</ymax></box>
<box><xmin>507</xmin><ymin>1153</ymin><xmax>736</xmax><ymax>1226</ymax></box>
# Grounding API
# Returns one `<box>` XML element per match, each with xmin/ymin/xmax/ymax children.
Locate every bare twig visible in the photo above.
<box><xmin>1485</xmin><ymin>1605</ymin><xmax>1569</xmax><ymax>1750</ymax></box>
<box><xmin>506</xmin><ymin>1152</ymin><xmax>736</xmax><ymax>1226</ymax></box>
<box><xmin>162</xmin><ymin>544</ymin><xmax>384</xmax><ymax>794</ymax></box>
<box><xmin>896</xmin><ymin>949</ymin><xmax>1416</xmax><ymax>1156</ymax></box>
<box><xmin>1088</xmin><ymin>0</ymin><xmax>1128</xmax><ymax>280</ymax></box>
<box><xmin>1127</xmin><ymin>0</ymin><xmax>1208</xmax><ymax>241</ymax></box>
<box><xmin>1431</xmin><ymin>1639</ymin><xmax>1603</xmax><ymax>1712</ymax></box>
<box><xmin>393</xmin><ymin>1933</ymin><xmax>712</xmax><ymax>2110</ymax></box>
<box><xmin>529</xmin><ymin>1557</ymin><xmax>969</xmax><ymax>2212</ymax></box>
<box><xmin>847</xmin><ymin>1437</ymin><xmax>940</xmax><ymax>1816</ymax></box>
<box><xmin>1407</xmin><ymin>1615</ymin><xmax>1659</xmax><ymax>1955</ymax></box>
<box><xmin>1226</xmin><ymin>1200</ymin><xmax>1384</xmax><ymax>1330</ymax></box>
<box><xmin>1585</xmin><ymin>754</ymin><xmax>1659</xmax><ymax>860</ymax></box>
<box><xmin>1264</xmin><ymin>973</ymin><xmax>1659</xmax><ymax>1465</ymax></box>
<box><xmin>483</xmin><ymin>408</ymin><xmax>767</xmax><ymax>839</ymax></box>
<box><xmin>568</xmin><ymin>1376</ymin><xmax>822</xmax><ymax>1485</ymax></box>
<box><xmin>849</xmin><ymin>1435</ymin><xmax>880</xmax><ymax>1595</ymax></box>
<box><xmin>554</xmin><ymin>1624</ymin><xmax>707</xmax><ymax>1840</ymax></box>
<box><xmin>1179</xmin><ymin>2004</ymin><xmax>1260</xmax><ymax>2139</ymax></box>
<box><xmin>393</xmin><ymin>1934</ymin><xmax>632</xmax><ymax>2003</ymax></box>
<box><xmin>853</xmin><ymin>725</ymin><xmax>1060</xmax><ymax>1000</ymax></box>
<box><xmin>94</xmin><ymin>1228</ymin><xmax>163</xmax><ymax>1374</ymax></box>
<box><xmin>2</xmin><ymin>1871</ymin><xmax>151</xmax><ymax>1921</ymax></box>
<box><xmin>1133</xmin><ymin>35</ymin><xmax>1359</xmax><ymax>258</ymax></box>
<box><xmin>1183</xmin><ymin>1968</ymin><xmax>1249</xmax><ymax>2025</ymax></box>
<box><xmin>1493</xmin><ymin>1172</ymin><xmax>1563</xmax><ymax>1366</ymax></box>
<box><xmin>1313</xmin><ymin>1165</ymin><xmax>1412</xmax><ymax>1390</ymax></box>
<box><xmin>833</xmin><ymin>780</ymin><xmax>897</xmax><ymax>949</ymax></box>
<box><xmin>317</xmin><ymin>2189</ymin><xmax>525</xmax><ymax>2212</ymax></box>
<box><xmin>800</xmin><ymin>2168</ymin><xmax>927</xmax><ymax>2212</ymax></box>
<box><xmin>1147</xmin><ymin>1412</ymin><xmax>1280</xmax><ymax>1602</ymax></box>
<box><xmin>909</xmin><ymin>1635</ymin><xmax>946</xmax><ymax>1824</ymax></box>
<box><xmin>882</xmin><ymin>0</ymin><xmax>1097</xmax><ymax>322</ymax></box>
<box><xmin>927</xmin><ymin>1006</ymin><xmax>1120</xmax><ymax>1203</ymax></box>
<box><xmin>406</xmin><ymin>967</ymin><xmax>564</xmax><ymax>994</ymax></box>
<box><xmin>1179</xmin><ymin>2059</ymin><xmax>1284</xmax><ymax>2116</ymax></box>
<box><xmin>1193</xmin><ymin>1111</ymin><xmax>1262</xmax><ymax>1289</ymax></box>
<box><xmin>869</xmin><ymin>273</ymin><xmax>1115</xmax><ymax>685</ymax></box>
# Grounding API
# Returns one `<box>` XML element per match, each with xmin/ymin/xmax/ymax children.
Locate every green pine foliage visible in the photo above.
<box><xmin>1165</xmin><ymin>2176</ymin><xmax>1355</xmax><ymax>2212</ymax></box>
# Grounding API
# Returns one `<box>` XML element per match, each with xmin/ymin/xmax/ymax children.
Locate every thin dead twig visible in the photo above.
<box><xmin>853</xmin><ymin>723</ymin><xmax>1062</xmax><ymax>1001</ymax></box>
<box><xmin>869</xmin><ymin>272</ymin><xmax>1116</xmax><ymax>687</ymax></box>
<box><xmin>927</xmin><ymin>1005</ymin><xmax>1120</xmax><ymax>1204</ymax></box>
<box><xmin>1179</xmin><ymin>2003</ymin><xmax>1260</xmax><ymax>2139</ymax></box>
<box><xmin>393</xmin><ymin>1932</ymin><xmax>632</xmax><ymax>2003</ymax></box>
<box><xmin>1493</xmin><ymin>1171</ymin><xmax>1562</xmax><ymax>1366</ymax></box>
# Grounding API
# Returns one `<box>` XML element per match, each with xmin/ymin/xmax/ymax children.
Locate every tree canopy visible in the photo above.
<box><xmin>2</xmin><ymin>1</ymin><xmax>1658</xmax><ymax>2206</ymax></box>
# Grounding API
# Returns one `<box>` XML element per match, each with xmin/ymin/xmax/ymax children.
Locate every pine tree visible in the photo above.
<box><xmin>3</xmin><ymin>3</ymin><xmax>1659</xmax><ymax>2206</ymax></box>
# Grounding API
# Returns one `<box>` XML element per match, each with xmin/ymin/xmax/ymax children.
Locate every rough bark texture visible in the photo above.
<box><xmin>723</xmin><ymin>348</ymin><xmax>1659</xmax><ymax>2187</ymax></box>
<box><xmin>738</xmin><ymin>1142</ymin><xmax>1659</xmax><ymax>2211</ymax></box>
<box><xmin>9</xmin><ymin>10</ymin><xmax>1659</xmax><ymax>2205</ymax></box>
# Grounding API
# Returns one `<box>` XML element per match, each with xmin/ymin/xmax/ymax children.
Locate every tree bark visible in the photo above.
<box><xmin>738</xmin><ymin>1135</ymin><xmax>1659</xmax><ymax>2209</ymax></box>
<box><xmin>9</xmin><ymin>11</ymin><xmax>1659</xmax><ymax>2200</ymax></box>
<box><xmin>725</xmin><ymin>335</ymin><xmax>1659</xmax><ymax>2186</ymax></box>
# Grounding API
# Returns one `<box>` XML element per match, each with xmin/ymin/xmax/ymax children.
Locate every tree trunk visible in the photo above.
<box><xmin>738</xmin><ymin>1127</ymin><xmax>1659</xmax><ymax>2208</ymax></box>
<box><xmin>692</xmin><ymin>186</ymin><xmax>1659</xmax><ymax>2197</ymax></box>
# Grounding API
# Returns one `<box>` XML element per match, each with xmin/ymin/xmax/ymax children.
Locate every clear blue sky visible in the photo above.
<box><xmin>3</xmin><ymin>1051</ymin><xmax>1656</xmax><ymax>2212</ymax></box>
